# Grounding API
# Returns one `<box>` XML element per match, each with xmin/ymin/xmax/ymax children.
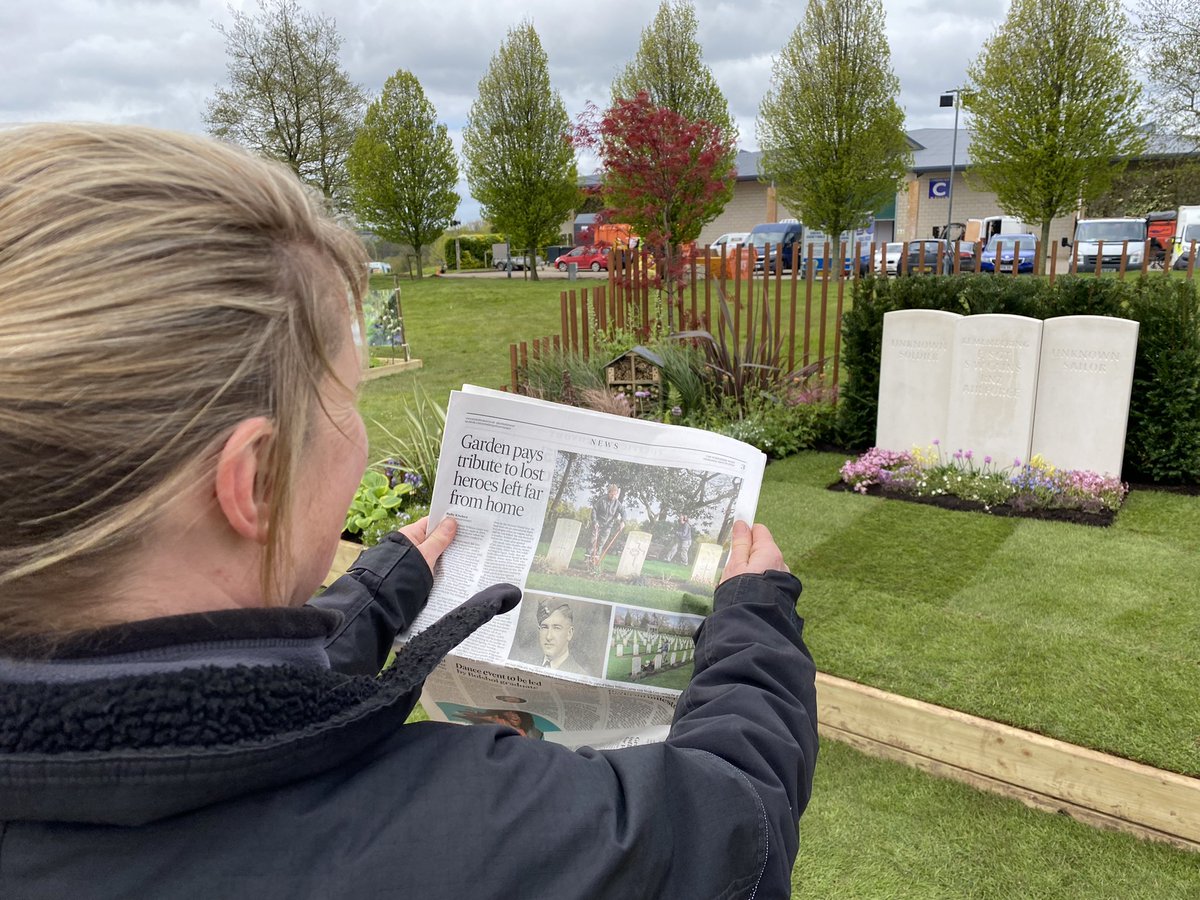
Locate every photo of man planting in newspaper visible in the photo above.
<box><xmin>507</xmin><ymin>591</ymin><xmax>611</xmax><ymax>679</ymax></box>
<box><xmin>605</xmin><ymin>607</ymin><xmax>704</xmax><ymax>691</ymax></box>
<box><xmin>526</xmin><ymin>452</ymin><xmax>743</xmax><ymax>615</ymax></box>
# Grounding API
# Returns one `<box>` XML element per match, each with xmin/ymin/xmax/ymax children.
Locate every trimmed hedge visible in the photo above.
<box><xmin>838</xmin><ymin>274</ymin><xmax>1200</xmax><ymax>484</ymax></box>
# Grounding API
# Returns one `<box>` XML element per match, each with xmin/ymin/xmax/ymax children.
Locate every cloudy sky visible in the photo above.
<box><xmin>0</xmin><ymin>0</ymin><xmax>1062</xmax><ymax>222</ymax></box>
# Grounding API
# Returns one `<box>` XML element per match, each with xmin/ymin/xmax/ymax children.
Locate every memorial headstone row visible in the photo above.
<box><xmin>877</xmin><ymin>312</ymin><xmax>1139</xmax><ymax>476</ymax></box>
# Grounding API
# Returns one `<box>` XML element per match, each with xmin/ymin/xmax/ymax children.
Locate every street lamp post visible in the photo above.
<box><xmin>939</xmin><ymin>89</ymin><xmax>962</xmax><ymax>242</ymax></box>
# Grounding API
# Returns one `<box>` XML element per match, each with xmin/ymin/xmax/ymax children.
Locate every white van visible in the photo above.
<box><xmin>1066</xmin><ymin>218</ymin><xmax>1147</xmax><ymax>271</ymax></box>
<box><xmin>1174</xmin><ymin>206</ymin><xmax>1200</xmax><ymax>261</ymax></box>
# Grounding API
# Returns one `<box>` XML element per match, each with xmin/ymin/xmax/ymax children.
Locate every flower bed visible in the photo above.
<box><xmin>836</xmin><ymin>445</ymin><xmax>1128</xmax><ymax>526</ymax></box>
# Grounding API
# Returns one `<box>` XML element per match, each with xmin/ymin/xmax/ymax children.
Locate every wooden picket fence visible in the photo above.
<box><xmin>508</xmin><ymin>238</ymin><xmax>1199</xmax><ymax>394</ymax></box>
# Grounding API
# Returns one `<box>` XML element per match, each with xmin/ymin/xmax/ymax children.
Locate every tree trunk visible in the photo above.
<box><xmin>527</xmin><ymin>247</ymin><xmax>539</xmax><ymax>282</ymax></box>
<box><xmin>1038</xmin><ymin>219</ymin><xmax>1052</xmax><ymax>277</ymax></box>
<box><xmin>414</xmin><ymin>243</ymin><xmax>424</xmax><ymax>278</ymax></box>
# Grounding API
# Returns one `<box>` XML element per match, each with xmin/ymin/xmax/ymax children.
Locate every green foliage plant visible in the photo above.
<box><xmin>347</xmin><ymin>69</ymin><xmax>459</xmax><ymax>280</ymax></box>
<box><xmin>374</xmin><ymin>386</ymin><xmax>446</xmax><ymax>504</ymax></box>
<box><xmin>462</xmin><ymin>22</ymin><xmax>578</xmax><ymax>282</ymax></box>
<box><xmin>343</xmin><ymin>470</ymin><xmax>414</xmax><ymax>542</ymax></box>
<box><xmin>757</xmin><ymin>0</ymin><xmax>911</xmax><ymax>277</ymax></box>
<box><xmin>514</xmin><ymin>348</ymin><xmax>606</xmax><ymax>405</ymax></box>
<box><xmin>963</xmin><ymin>0</ymin><xmax>1145</xmax><ymax>275</ymax></box>
<box><xmin>674</xmin><ymin>283</ymin><xmax>822</xmax><ymax>415</ymax></box>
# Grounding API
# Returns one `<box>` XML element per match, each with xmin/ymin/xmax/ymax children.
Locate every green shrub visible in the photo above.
<box><xmin>516</xmin><ymin>348</ymin><xmax>607</xmax><ymax>405</ymax></box>
<box><xmin>344</xmin><ymin>470</ymin><xmax>414</xmax><ymax>541</ymax></box>
<box><xmin>837</xmin><ymin>273</ymin><xmax>1200</xmax><ymax>483</ymax></box>
<box><xmin>374</xmin><ymin>386</ymin><xmax>446</xmax><ymax>504</ymax></box>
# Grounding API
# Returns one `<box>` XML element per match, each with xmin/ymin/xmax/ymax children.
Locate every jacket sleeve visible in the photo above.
<box><xmin>665</xmin><ymin>569</ymin><xmax>819</xmax><ymax>896</ymax></box>
<box><xmin>306</xmin><ymin>532</ymin><xmax>434</xmax><ymax>676</ymax></box>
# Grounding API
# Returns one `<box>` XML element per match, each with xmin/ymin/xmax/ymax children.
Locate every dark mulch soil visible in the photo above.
<box><xmin>826</xmin><ymin>480</ymin><xmax>1117</xmax><ymax>527</ymax></box>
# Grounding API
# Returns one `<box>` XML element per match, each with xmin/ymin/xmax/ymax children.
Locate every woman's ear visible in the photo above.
<box><xmin>214</xmin><ymin>417</ymin><xmax>274</xmax><ymax>544</ymax></box>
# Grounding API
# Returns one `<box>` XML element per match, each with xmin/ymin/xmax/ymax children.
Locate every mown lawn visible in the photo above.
<box><xmin>372</xmin><ymin>275</ymin><xmax>1200</xmax><ymax>889</ymax></box>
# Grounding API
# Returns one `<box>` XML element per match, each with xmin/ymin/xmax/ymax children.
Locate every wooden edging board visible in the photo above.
<box><xmin>362</xmin><ymin>358</ymin><xmax>423</xmax><ymax>382</ymax></box>
<box><xmin>320</xmin><ymin>547</ymin><xmax>1199</xmax><ymax>853</ymax></box>
<box><xmin>817</xmin><ymin>672</ymin><xmax>1200</xmax><ymax>852</ymax></box>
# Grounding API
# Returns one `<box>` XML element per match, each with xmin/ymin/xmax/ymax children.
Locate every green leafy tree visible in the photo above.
<box><xmin>462</xmin><ymin>22</ymin><xmax>578</xmax><ymax>282</ymax></box>
<box><xmin>964</xmin><ymin>0</ymin><xmax>1145</xmax><ymax>274</ymax></box>
<box><xmin>1134</xmin><ymin>1</ymin><xmax>1200</xmax><ymax>140</ymax></box>
<box><xmin>347</xmin><ymin>70</ymin><xmax>459</xmax><ymax>278</ymax></box>
<box><xmin>205</xmin><ymin>0</ymin><xmax>365</xmax><ymax>204</ymax></box>
<box><xmin>611</xmin><ymin>0</ymin><xmax>737</xmax><ymax>216</ymax></box>
<box><xmin>757</xmin><ymin>0</ymin><xmax>910</xmax><ymax>279</ymax></box>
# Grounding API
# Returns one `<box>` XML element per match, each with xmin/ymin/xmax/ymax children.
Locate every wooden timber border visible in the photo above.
<box><xmin>362</xmin><ymin>357</ymin><xmax>423</xmax><ymax>382</ymax></box>
<box><xmin>818</xmin><ymin>672</ymin><xmax>1200</xmax><ymax>852</ymax></box>
<box><xmin>323</xmin><ymin>546</ymin><xmax>1198</xmax><ymax>853</ymax></box>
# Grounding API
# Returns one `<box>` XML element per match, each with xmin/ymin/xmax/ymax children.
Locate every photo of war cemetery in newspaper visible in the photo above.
<box><xmin>512</xmin><ymin>450</ymin><xmax>743</xmax><ymax>691</ymax></box>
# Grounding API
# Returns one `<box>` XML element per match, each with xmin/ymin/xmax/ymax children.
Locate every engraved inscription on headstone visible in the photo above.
<box><xmin>876</xmin><ymin>309</ymin><xmax>962</xmax><ymax>452</ymax></box>
<box><xmin>616</xmin><ymin>531</ymin><xmax>652</xmax><ymax>578</ymax></box>
<box><xmin>545</xmin><ymin>518</ymin><xmax>582</xmax><ymax>572</ymax></box>
<box><xmin>944</xmin><ymin>314</ymin><xmax>1044</xmax><ymax>467</ymax></box>
<box><xmin>1031</xmin><ymin>315</ymin><xmax>1140</xmax><ymax>476</ymax></box>
<box><xmin>690</xmin><ymin>542</ymin><xmax>724</xmax><ymax>585</ymax></box>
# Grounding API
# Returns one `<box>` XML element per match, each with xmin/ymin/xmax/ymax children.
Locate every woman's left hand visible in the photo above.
<box><xmin>399</xmin><ymin>516</ymin><xmax>457</xmax><ymax>572</ymax></box>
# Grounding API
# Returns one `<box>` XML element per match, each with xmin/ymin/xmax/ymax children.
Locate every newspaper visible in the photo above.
<box><xmin>407</xmin><ymin>385</ymin><xmax>766</xmax><ymax>749</ymax></box>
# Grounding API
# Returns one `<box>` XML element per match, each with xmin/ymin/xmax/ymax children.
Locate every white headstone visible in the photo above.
<box><xmin>654</xmin><ymin>653</ymin><xmax>663</xmax><ymax>669</ymax></box>
<box><xmin>690</xmin><ymin>542</ymin><xmax>724</xmax><ymax>585</ymax></box>
<box><xmin>1031</xmin><ymin>316</ymin><xmax>1139</xmax><ymax>476</ymax></box>
<box><xmin>616</xmin><ymin>531</ymin><xmax>652</xmax><ymax>578</ymax></box>
<box><xmin>944</xmin><ymin>314</ymin><xmax>1044</xmax><ymax>467</ymax></box>
<box><xmin>631</xmin><ymin>656</ymin><xmax>641</xmax><ymax>676</ymax></box>
<box><xmin>876</xmin><ymin>309</ymin><xmax>962</xmax><ymax>451</ymax></box>
<box><xmin>632</xmin><ymin>640</ymin><xmax>640</xmax><ymax>655</ymax></box>
<box><xmin>545</xmin><ymin>518</ymin><xmax>582</xmax><ymax>572</ymax></box>
<box><xmin>670</xmin><ymin>652</ymin><xmax>678</xmax><ymax>666</ymax></box>
<box><xmin>616</xmin><ymin>645</ymin><xmax>623</xmax><ymax>658</ymax></box>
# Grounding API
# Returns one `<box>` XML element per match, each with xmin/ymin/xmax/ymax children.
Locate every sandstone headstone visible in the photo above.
<box><xmin>1031</xmin><ymin>316</ymin><xmax>1139</xmax><ymax>476</ymax></box>
<box><xmin>690</xmin><ymin>542</ymin><xmax>724</xmax><ymax>585</ymax></box>
<box><xmin>876</xmin><ymin>309</ymin><xmax>962</xmax><ymax>451</ymax></box>
<box><xmin>944</xmin><ymin>314</ymin><xmax>1043</xmax><ymax>467</ymax></box>
<box><xmin>545</xmin><ymin>518</ymin><xmax>582</xmax><ymax>572</ymax></box>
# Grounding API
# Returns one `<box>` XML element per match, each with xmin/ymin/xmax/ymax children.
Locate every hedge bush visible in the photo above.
<box><xmin>837</xmin><ymin>274</ymin><xmax>1200</xmax><ymax>484</ymax></box>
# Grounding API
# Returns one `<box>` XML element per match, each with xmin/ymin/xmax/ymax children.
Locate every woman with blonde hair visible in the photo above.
<box><xmin>0</xmin><ymin>124</ymin><xmax>817</xmax><ymax>899</ymax></box>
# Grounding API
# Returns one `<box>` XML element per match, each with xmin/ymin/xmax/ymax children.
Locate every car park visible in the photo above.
<box><xmin>554</xmin><ymin>245</ymin><xmax>609</xmax><ymax>272</ymax></box>
<box><xmin>978</xmin><ymin>233</ymin><xmax>1038</xmax><ymax>274</ymax></box>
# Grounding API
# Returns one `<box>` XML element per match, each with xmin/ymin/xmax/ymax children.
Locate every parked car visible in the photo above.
<box><xmin>854</xmin><ymin>241</ymin><xmax>904</xmax><ymax>275</ymax></box>
<box><xmin>952</xmin><ymin>240</ymin><xmax>978</xmax><ymax>273</ymax></box>
<box><xmin>494</xmin><ymin>252</ymin><xmax>545</xmax><ymax>271</ymax></box>
<box><xmin>710</xmin><ymin>231</ymin><xmax>749</xmax><ymax>250</ymax></box>
<box><xmin>978</xmin><ymin>233</ymin><xmax>1038</xmax><ymax>274</ymax></box>
<box><xmin>367</xmin><ymin>260</ymin><xmax>392</xmax><ymax>274</ymax></box>
<box><xmin>747</xmin><ymin>221</ymin><xmax>804</xmax><ymax>273</ymax></box>
<box><xmin>902</xmin><ymin>240</ymin><xmax>949</xmax><ymax>275</ymax></box>
<box><xmin>554</xmin><ymin>245</ymin><xmax>609</xmax><ymax>272</ymax></box>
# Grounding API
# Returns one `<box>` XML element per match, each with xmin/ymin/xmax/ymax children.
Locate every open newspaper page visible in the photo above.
<box><xmin>407</xmin><ymin>385</ymin><xmax>766</xmax><ymax>749</ymax></box>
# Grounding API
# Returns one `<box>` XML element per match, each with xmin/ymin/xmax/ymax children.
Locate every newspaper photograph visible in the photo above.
<box><xmin>406</xmin><ymin>385</ymin><xmax>766</xmax><ymax>748</ymax></box>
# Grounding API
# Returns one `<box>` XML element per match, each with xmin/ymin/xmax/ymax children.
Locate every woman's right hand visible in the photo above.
<box><xmin>719</xmin><ymin>521</ymin><xmax>788</xmax><ymax>584</ymax></box>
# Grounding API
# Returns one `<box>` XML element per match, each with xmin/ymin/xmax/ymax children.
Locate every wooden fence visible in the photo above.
<box><xmin>508</xmin><ymin>239</ymin><xmax>1199</xmax><ymax>393</ymax></box>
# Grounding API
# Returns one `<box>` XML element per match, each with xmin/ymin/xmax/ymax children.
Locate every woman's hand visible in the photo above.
<box><xmin>719</xmin><ymin>521</ymin><xmax>788</xmax><ymax>584</ymax></box>
<box><xmin>399</xmin><ymin>516</ymin><xmax>457</xmax><ymax>572</ymax></box>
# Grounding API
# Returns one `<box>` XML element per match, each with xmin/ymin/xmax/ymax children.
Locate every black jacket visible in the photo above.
<box><xmin>0</xmin><ymin>534</ymin><xmax>818</xmax><ymax>899</ymax></box>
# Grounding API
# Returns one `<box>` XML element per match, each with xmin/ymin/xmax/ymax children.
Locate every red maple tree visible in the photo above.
<box><xmin>575</xmin><ymin>91</ymin><xmax>735</xmax><ymax>328</ymax></box>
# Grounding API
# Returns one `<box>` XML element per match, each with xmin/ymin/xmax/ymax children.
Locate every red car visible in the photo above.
<box><xmin>555</xmin><ymin>245</ymin><xmax>609</xmax><ymax>272</ymax></box>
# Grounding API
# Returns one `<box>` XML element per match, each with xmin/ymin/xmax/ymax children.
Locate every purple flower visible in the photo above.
<box><xmin>984</xmin><ymin>455</ymin><xmax>992</xmax><ymax>464</ymax></box>
<box><xmin>932</xmin><ymin>439</ymin><xmax>940</xmax><ymax>446</ymax></box>
<box><xmin>965</xmin><ymin>449</ymin><xmax>974</xmax><ymax>460</ymax></box>
<box><xmin>404</xmin><ymin>472</ymin><xmax>423</xmax><ymax>487</ymax></box>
